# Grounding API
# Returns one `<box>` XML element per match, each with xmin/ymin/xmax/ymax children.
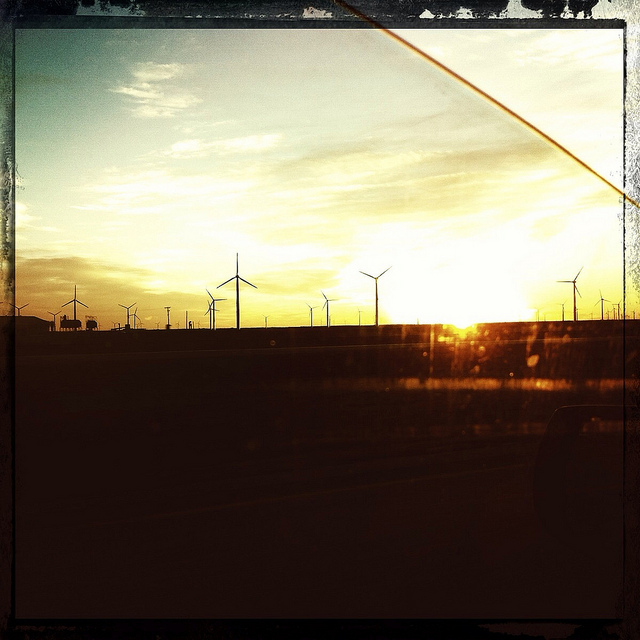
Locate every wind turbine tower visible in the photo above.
<box><xmin>10</xmin><ymin>303</ymin><xmax>28</xmax><ymax>316</ymax></box>
<box><xmin>118</xmin><ymin>302</ymin><xmax>136</xmax><ymax>329</ymax></box>
<box><xmin>360</xmin><ymin>266</ymin><xmax>391</xmax><ymax>327</ymax></box>
<box><xmin>47</xmin><ymin>310</ymin><xmax>60</xmax><ymax>331</ymax></box>
<box><xmin>62</xmin><ymin>286</ymin><xmax>87</xmax><ymax>321</ymax></box>
<box><xmin>306</xmin><ymin>303</ymin><xmax>319</xmax><ymax>327</ymax></box>
<box><xmin>217</xmin><ymin>253</ymin><xmax>257</xmax><ymax>329</ymax></box>
<box><xmin>557</xmin><ymin>267</ymin><xmax>583</xmax><ymax>322</ymax></box>
<box><xmin>205</xmin><ymin>289</ymin><xmax>226</xmax><ymax>330</ymax></box>
<box><xmin>321</xmin><ymin>291</ymin><xmax>337</xmax><ymax>327</ymax></box>
<box><xmin>595</xmin><ymin>290</ymin><xmax>611</xmax><ymax>321</ymax></box>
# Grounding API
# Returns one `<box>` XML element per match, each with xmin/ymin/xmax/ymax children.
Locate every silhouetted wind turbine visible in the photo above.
<box><xmin>118</xmin><ymin>302</ymin><xmax>136</xmax><ymax>328</ymax></box>
<box><xmin>263</xmin><ymin>315</ymin><xmax>269</xmax><ymax>328</ymax></box>
<box><xmin>306</xmin><ymin>303</ymin><xmax>319</xmax><ymax>327</ymax></box>
<box><xmin>47</xmin><ymin>310</ymin><xmax>60</xmax><ymax>331</ymax></box>
<box><xmin>62</xmin><ymin>285</ymin><xmax>87</xmax><ymax>321</ymax></box>
<box><xmin>557</xmin><ymin>267</ymin><xmax>583</xmax><ymax>321</ymax></box>
<box><xmin>360</xmin><ymin>266</ymin><xmax>391</xmax><ymax>327</ymax></box>
<box><xmin>10</xmin><ymin>303</ymin><xmax>28</xmax><ymax>316</ymax></box>
<box><xmin>557</xmin><ymin>301</ymin><xmax>567</xmax><ymax>322</ymax></box>
<box><xmin>321</xmin><ymin>291</ymin><xmax>337</xmax><ymax>327</ymax></box>
<box><xmin>217</xmin><ymin>253</ymin><xmax>256</xmax><ymax>329</ymax></box>
<box><xmin>132</xmin><ymin>307</ymin><xmax>142</xmax><ymax>329</ymax></box>
<box><xmin>205</xmin><ymin>289</ymin><xmax>226</xmax><ymax>330</ymax></box>
<box><xmin>595</xmin><ymin>290</ymin><xmax>611</xmax><ymax>320</ymax></box>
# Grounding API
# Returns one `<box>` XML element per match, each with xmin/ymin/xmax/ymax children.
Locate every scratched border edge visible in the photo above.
<box><xmin>1</xmin><ymin>2</ymin><xmax>638</xmax><ymax>639</ymax></box>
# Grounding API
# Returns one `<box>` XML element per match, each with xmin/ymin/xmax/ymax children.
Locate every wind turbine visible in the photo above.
<box><xmin>306</xmin><ymin>303</ymin><xmax>319</xmax><ymax>327</ymax></box>
<box><xmin>10</xmin><ymin>303</ymin><xmax>28</xmax><ymax>316</ymax></box>
<box><xmin>62</xmin><ymin>285</ymin><xmax>87</xmax><ymax>321</ymax></box>
<box><xmin>360</xmin><ymin>266</ymin><xmax>391</xmax><ymax>327</ymax></box>
<box><xmin>217</xmin><ymin>253</ymin><xmax>257</xmax><ymax>329</ymax></box>
<box><xmin>47</xmin><ymin>310</ymin><xmax>60</xmax><ymax>331</ymax></box>
<box><xmin>321</xmin><ymin>291</ymin><xmax>337</xmax><ymax>327</ymax></box>
<box><xmin>118</xmin><ymin>302</ymin><xmax>136</xmax><ymax>328</ymax></box>
<box><xmin>595</xmin><ymin>290</ymin><xmax>611</xmax><ymax>320</ymax></box>
<box><xmin>557</xmin><ymin>267</ymin><xmax>583</xmax><ymax>322</ymax></box>
<box><xmin>263</xmin><ymin>315</ymin><xmax>269</xmax><ymax>328</ymax></box>
<box><xmin>557</xmin><ymin>301</ymin><xmax>567</xmax><ymax>322</ymax></box>
<box><xmin>205</xmin><ymin>289</ymin><xmax>226</xmax><ymax>330</ymax></box>
<box><xmin>131</xmin><ymin>307</ymin><xmax>142</xmax><ymax>329</ymax></box>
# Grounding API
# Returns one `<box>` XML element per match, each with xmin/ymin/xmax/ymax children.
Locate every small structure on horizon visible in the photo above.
<box><xmin>60</xmin><ymin>314</ymin><xmax>82</xmax><ymax>331</ymax></box>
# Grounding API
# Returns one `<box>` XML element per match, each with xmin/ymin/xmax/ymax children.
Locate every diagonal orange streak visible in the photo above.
<box><xmin>331</xmin><ymin>0</ymin><xmax>637</xmax><ymax>210</ymax></box>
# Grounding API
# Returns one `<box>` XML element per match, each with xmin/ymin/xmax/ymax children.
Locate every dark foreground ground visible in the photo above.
<box><xmin>15</xmin><ymin>343</ymin><xmax>627</xmax><ymax>619</ymax></box>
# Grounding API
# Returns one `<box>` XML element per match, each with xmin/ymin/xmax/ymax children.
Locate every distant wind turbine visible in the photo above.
<box><xmin>557</xmin><ymin>267</ymin><xmax>583</xmax><ymax>322</ymax></box>
<box><xmin>557</xmin><ymin>301</ymin><xmax>567</xmax><ymax>322</ymax></box>
<box><xmin>205</xmin><ymin>289</ymin><xmax>226</xmax><ymax>330</ymax></box>
<box><xmin>131</xmin><ymin>307</ymin><xmax>142</xmax><ymax>329</ymax></box>
<box><xmin>306</xmin><ymin>303</ymin><xmax>319</xmax><ymax>327</ymax></box>
<box><xmin>321</xmin><ymin>291</ymin><xmax>337</xmax><ymax>327</ymax></box>
<box><xmin>263</xmin><ymin>315</ymin><xmax>269</xmax><ymax>328</ymax></box>
<box><xmin>47</xmin><ymin>310</ymin><xmax>61</xmax><ymax>331</ymax></box>
<box><xmin>62</xmin><ymin>285</ymin><xmax>87</xmax><ymax>321</ymax></box>
<box><xmin>118</xmin><ymin>302</ymin><xmax>136</xmax><ymax>328</ymax></box>
<box><xmin>217</xmin><ymin>253</ymin><xmax>256</xmax><ymax>329</ymax></box>
<box><xmin>360</xmin><ymin>266</ymin><xmax>391</xmax><ymax>327</ymax></box>
<box><xmin>10</xmin><ymin>303</ymin><xmax>28</xmax><ymax>316</ymax></box>
<box><xmin>595</xmin><ymin>290</ymin><xmax>612</xmax><ymax>320</ymax></box>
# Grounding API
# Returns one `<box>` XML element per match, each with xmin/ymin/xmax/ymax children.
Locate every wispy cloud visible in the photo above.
<box><xmin>73</xmin><ymin>168</ymin><xmax>255</xmax><ymax>216</ymax></box>
<box><xmin>162</xmin><ymin>134</ymin><xmax>282</xmax><ymax>159</ymax></box>
<box><xmin>111</xmin><ymin>62</ymin><xmax>201</xmax><ymax>118</ymax></box>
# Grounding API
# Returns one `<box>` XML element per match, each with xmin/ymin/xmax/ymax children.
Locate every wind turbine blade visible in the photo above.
<box><xmin>557</xmin><ymin>280</ymin><xmax>572</xmax><ymax>284</ymax></box>
<box><xmin>575</xmin><ymin>266</ymin><xmax>584</xmax><ymax>280</ymax></box>
<box><xmin>322</xmin><ymin>291</ymin><xmax>328</xmax><ymax>300</ymax></box>
<box><xmin>78</xmin><ymin>301</ymin><xmax>88</xmax><ymax>308</ymax></box>
<box><xmin>575</xmin><ymin>285</ymin><xmax>582</xmax><ymax>298</ymax></box>
<box><xmin>360</xmin><ymin>271</ymin><xmax>374</xmax><ymax>279</ymax></box>
<box><xmin>62</xmin><ymin>300</ymin><xmax>73</xmax><ymax>307</ymax></box>
<box><xmin>238</xmin><ymin>276</ymin><xmax>257</xmax><ymax>289</ymax></box>
<box><xmin>377</xmin><ymin>266</ymin><xmax>392</xmax><ymax>278</ymax></box>
<box><xmin>217</xmin><ymin>276</ymin><xmax>235</xmax><ymax>288</ymax></box>
<box><xmin>206</xmin><ymin>288</ymin><xmax>214</xmax><ymax>300</ymax></box>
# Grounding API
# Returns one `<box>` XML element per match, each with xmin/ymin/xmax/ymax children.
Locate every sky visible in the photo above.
<box><xmin>15</xmin><ymin>26</ymin><xmax>625</xmax><ymax>329</ymax></box>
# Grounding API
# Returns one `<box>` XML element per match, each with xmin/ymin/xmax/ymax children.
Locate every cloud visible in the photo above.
<box><xmin>163</xmin><ymin>134</ymin><xmax>282</xmax><ymax>159</ymax></box>
<box><xmin>75</xmin><ymin>168</ymin><xmax>255</xmax><ymax>216</ymax></box>
<box><xmin>111</xmin><ymin>62</ymin><xmax>201</xmax><ymax>118</ymax></box>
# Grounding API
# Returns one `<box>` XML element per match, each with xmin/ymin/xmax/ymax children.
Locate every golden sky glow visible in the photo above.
<box><xmin>15</xmin><ymin>27</ymin><xmax>625</xmax><ymax>329</ymax></box>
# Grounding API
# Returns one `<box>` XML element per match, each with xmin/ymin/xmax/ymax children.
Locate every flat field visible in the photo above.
<box><xmin>15</xmin><ymin>333</ymin><xmax>626</xmax><ymax>618</ymax></box>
